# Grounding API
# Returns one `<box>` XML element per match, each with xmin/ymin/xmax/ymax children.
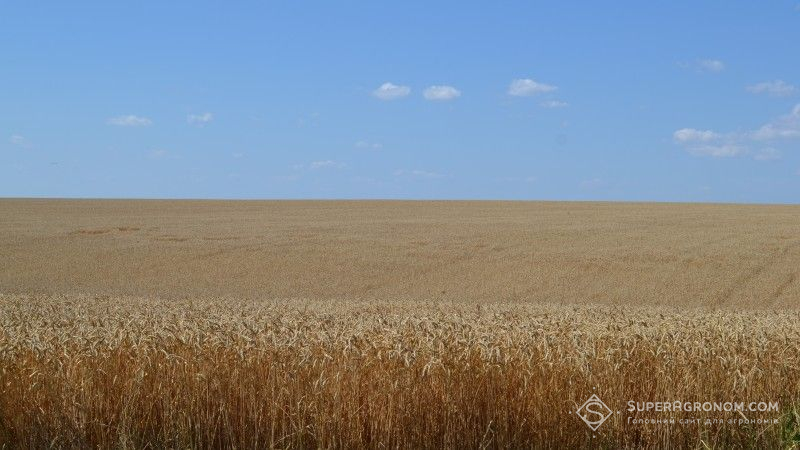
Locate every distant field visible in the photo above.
<box><xmin>2</xmin><ymin>199</ymin><xmax>800</xmax><ymax>306</ymax></box>
<box><xmin>1</xmin><ymin>199</ymin><xmax>800</xmax><ymax>448</ymax></box>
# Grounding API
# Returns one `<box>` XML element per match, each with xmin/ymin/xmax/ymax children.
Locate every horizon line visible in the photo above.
<box><xmin>2</xmin><ymin>197</ymin><xmax>799</xmax><ymax>207</ymax></box>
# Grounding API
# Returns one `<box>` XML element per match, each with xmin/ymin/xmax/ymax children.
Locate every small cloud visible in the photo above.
<box><xmin>747</xmin><ymin>80</ymin><xmax>798</xmax><ymax>97</ymax></box>
<box><xmin>697</xmin><ymin>59</ymin><xmax>725</xmax><ymax>72</ymax></box>
<box><xmin>394</xmin><ymin>169</ymin><xmax>445</xmax><ymax>179</ymax></box>
<box><xmin>675</xmin><ymin>104</ymin><xmax>800</xmax><ymax>159</ymax></box>
<box><xmin>423</xmin><ymin>85</ymin><xmax>461</xmax><ymax>101</ymax></box>
<box><xmin>372</xmin><ymin>82</ymin><xmax>411</xmax><ymax>100</ymax></box>
<box><xmin>687</xmin><ymin>144</ymin><xmax>745</xmax><ymax>158</ymax></box>
<box><xmin>232</xmin><ymin>152</ymin><xmax>244</xmax><ymax>159</ymax></box>
<box><xmin>673</xmin><ymin>128</ymin><xmax>721</xmax><ymax>143</ymax></box>
<box><xmin>309</xmin><ymin>160</ymin><xmax>346</xmax><ymax>169</ymax></box>
<box><xmin>540</xmin><ymin>100</ymin><xmax>568</xmax><ymax>108</ymax></box>
<box><xmin>187</xmin><ymin>112</ymin><xmax>213</xmax><ymax>126</ymax></box>
<box><xmin>750</xmin><ymin>104</ymin><xmax>800</xmax><ymax>140</ymax></box>
<box><xmin>9</xmin><ymin>134</ymin><xmax>29</xmax><ymax>148</ymax></box>
<box><xmin>751</xmin><ymin>125</ymin><xmax>800</xmax><ymax>140</ymax></box>
<box><xmin>698</xmin><ymin>59</ymin><xmax>725</xmax><ymax>72</ymax></box>
<box><xmin>753</xmin><ymin>148</ymin><xmax>781</xmax><ymax>161</ymax></box>
<box><xmin>107</xmin><ymin>115</ymin><xmax>152</xmax><ymax>127</ymax></box>
<box><xmin>680</xmin><ymin>59</ymin><xmax>725</xmax><ymax>73</ymax></box>
<box><xmin>508</xmin><ymin>79</ymin><xmax>557</xmax><ymax>96</ymax></box>
<box><xmin>673</xmin><ymin>128</ymin><xmax>746</xmax><ymax>157</ymax></box>
<box><xmin>355</xmin><ymin>140</ymin><xmax>383</xmax><ymax>150</ymax></box>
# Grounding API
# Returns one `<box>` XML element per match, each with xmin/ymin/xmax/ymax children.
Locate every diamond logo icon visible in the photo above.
<box><xmin>576</xmin><ymin>394</ymin><xmax>613</xmax><ymax>431</ymax></box>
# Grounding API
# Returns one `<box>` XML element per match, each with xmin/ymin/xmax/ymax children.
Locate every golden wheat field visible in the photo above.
<box><xmin>2</xmin><ymin>199</ymin><xmax>800</xmax><ymax>448</ymax></box>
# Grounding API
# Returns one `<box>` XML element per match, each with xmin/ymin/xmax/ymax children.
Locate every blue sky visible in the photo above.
<box><xmin>2</xmin><ymin>2</ymin><xmax>799</xmax><ymax>202</ymax></box>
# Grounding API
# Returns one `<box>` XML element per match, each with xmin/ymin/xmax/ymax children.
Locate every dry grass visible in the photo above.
<box><xmin>2</xmin><ymin>199</ymin><xmax>800</xmax><ymax>448</ymax></box>
<box><xmin>1</xmin><ymin>295</ymin><xmax>799</xmax><ymax>448</ymax></box>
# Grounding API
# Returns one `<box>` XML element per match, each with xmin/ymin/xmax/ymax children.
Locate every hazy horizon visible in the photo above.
<box><xmin>4</xmin><ymin>196</ymin><xmax>800</xmax><ymax>206</ymax></box>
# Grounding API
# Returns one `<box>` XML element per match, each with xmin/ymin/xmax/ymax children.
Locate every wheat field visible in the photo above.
<box><xmin>2</xmin><ymin>199</ymin><xmax>800</xmax><ymax>448</ymax></box>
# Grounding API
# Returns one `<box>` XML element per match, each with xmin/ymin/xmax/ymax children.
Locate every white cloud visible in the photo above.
<box><xmin>187</xmin><ymin>112</ymin><xmax>213</xmax><ymax>125</ymax></box>
<box><xmin>540</xmin><ymin>100</ymin><xmax>568</xmax><ymax>108</ymax></box>
<box><xmin>753</xmin><ymin>148</ymin><xmax>781</xmax><ymax>161</ymax></box>
<box><xmin>355</xmin><ymin>140</ymin><xmax>383</xmax><ymax>150</ymax></box>
<box><xmin>673</xmin><ymin>128</ymin><xmax>744</xmax><ymax>158</ymax></box>
<box><xmin>751</xmin><ymin>125</ymin><xmax>800</xmax><ymax>140</ymax></box>
<box><xmin>508</xmin><ymin>78</ymin><xmax>557</xmax><ymax>96</ymax></box>
<box><xmin>423</xmin><ymin>85</ymin><xmax>461</xmax><ymax>101</ymax></box>
<box><xmin>107</xmin><ymin>115</ymin><xmax>152</xmax><ymax>127</ymax></box>
<box><xmin>394</xmin><ymin>169</ymin><xmax>445</xmax><ymax>179</ymax></box>
<box><xmin>675</xmin><ymin>105</ymin><xmax>800</xmax><ymax>158</ymax></box>
<box><xmin>697</xmin><ymin>59</ymin><xmax>725</xmax><ymax>72</ymax></box>
<box><xmin>687</xmin><ymin>144</ymin><xmax>745</xmax><ymax>158</ymax></box>
<box><xmin>310</xmin><ymin>160</ymin><xmax>346</xmax><ymax>169</ymax></box>
<box><xmin>372</xmin><ymin>82</ymin><xmax>411</xmax><ymax>100</ymax></box>
<box><xmin>680</xmin><ymin>59</ymin><xmax>725</xmax><ymax>73</ymax></box>
<box><xmin>9</xmin><ymin>134</ymin><xmax>29</xmax><ymax>147</ymax></box>
<box><xmin>673</xmin><ymin>128</ymin><xmax>721</xmax><ymax>143</ymax></box>
<box><xmin>232</xmin><ymin>152</ymin><xmax>244</xmax><ymax>159</ymax></box>
<box><xmin>747</xmin><ymin>80</ymin><xmax>798</xmax><ymax>97</ymax></box>
<box><xmin>750</xmin><ymin>104</ymin><xmax>800</xmax><ymax>140</ymax></box>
